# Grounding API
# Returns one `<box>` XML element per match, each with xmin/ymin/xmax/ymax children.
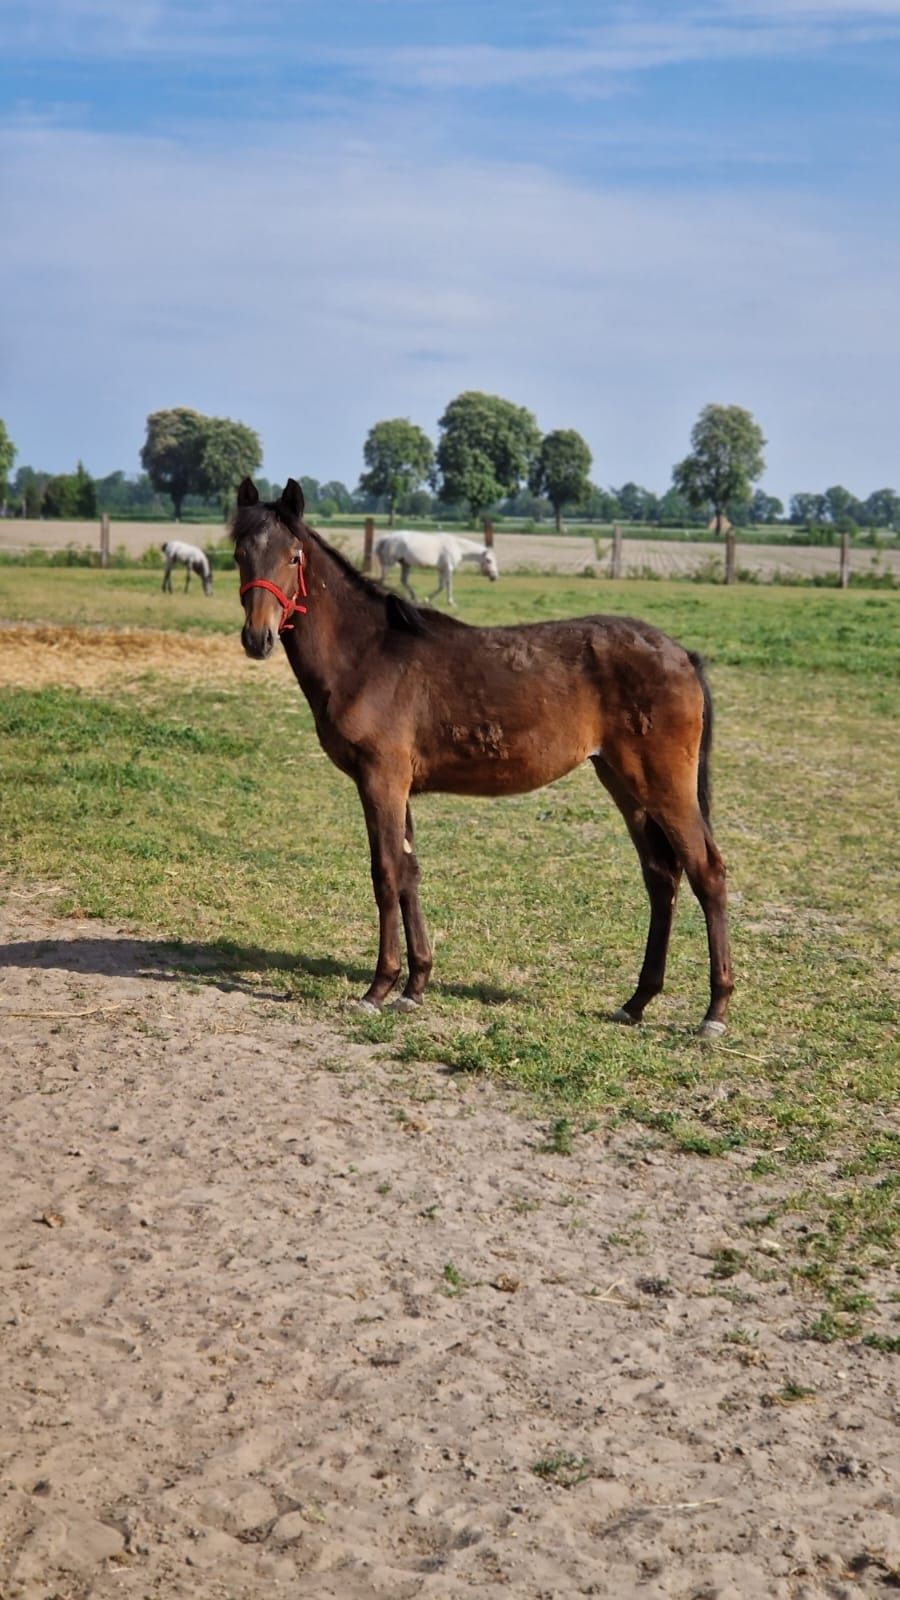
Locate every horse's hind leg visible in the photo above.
<box><xmin>642</xmin><ymin>774</ymin><xmax>733</xmax><ymax>1034</ymax></box>
<box><xmin>668</xmin><ymin>810</ymin><xmax>733</xmax><ymax>1036</ymax></box>
<box><xmin>592</xmin><ymin>756</ymin><xmax>682</xmax><ymax>1024</ymax></box>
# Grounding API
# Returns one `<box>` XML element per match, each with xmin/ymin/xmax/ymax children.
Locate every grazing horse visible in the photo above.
<box><xmin>233</xmin><ymin>478</ymin><xmax>733</xmax><ymax>1035</ymax></box>
<box><xmin>375</xmin><ymin>530</ymin><xmax>499</xmax><ymax>606</ymax></box>
<box><xmin>161</xmin><ymin>539</ymin><xmax>213</xmax><ymax>596</ymax></box>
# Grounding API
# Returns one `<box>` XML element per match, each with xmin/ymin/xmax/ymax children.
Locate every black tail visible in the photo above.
<box><xmin>688</xmin><ymin>651</ymin><xmax>713</xmax><ymax>822</ymax></box>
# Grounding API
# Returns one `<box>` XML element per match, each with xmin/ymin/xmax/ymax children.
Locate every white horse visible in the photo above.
<box><xmin>374</xmin><ymin>531</ymin><xmax>499</xmax><ymax>606</ymax></box>
<box><xmin>161</xmin><ymin>539</ymin><xmax>213</xmax><ymax>596</ymax></box>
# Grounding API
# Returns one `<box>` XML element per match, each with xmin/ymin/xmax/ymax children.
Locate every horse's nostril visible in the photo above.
<box><xmin>241</xmin><ymin>622</ymin><xmax>275</xmax><ymax>659</ymax></box>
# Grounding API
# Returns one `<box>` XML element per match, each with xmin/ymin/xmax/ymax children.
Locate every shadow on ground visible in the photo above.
<box><xmin>0</xmin><ymin>936</ymin><xmax>522</xmax><ymax>1006</ymax></box>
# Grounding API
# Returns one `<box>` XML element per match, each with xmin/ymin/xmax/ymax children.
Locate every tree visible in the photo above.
<box><xmin>863</xmin><ymin>488</ymin><xmax>900</xmax><ymax>531</ymax></box>
<box><xmin>141</xmin><ymin>409</ymin><xmax>260</xmax><ymax>520</ymax></box>
<box><xmin>672</xmin><ymin>404</ymin><xmax>766</xmax><ymax>535</ymax></box>
<box><xmin>656</xmin><ymin>487</ymin><xmax>694</xmax><ymax>525</ymax></box>
<box><xmin>790</xmin><ymin>492</ymin><xmax>827</xmax><ymax>526</ymax></box>
<box><xmin>359</xmin><ymin>419</ymin><xmax>434</xmax><ymax>527</ymax></box>
<box><xmin>0</xmin><ymin>420</ymin><xmax>15</xmax><ymax>511</ymax></box>
<box><xmin>319</xmin><ymin>480</ymin><xmax>353</xmax><ymax>513</ymax></box>
<box><xmin>42</xmin><ymin>461</ymin><xmax>96</xmax><ymax>519</ymax></box>
<box><xmin>529</xmin><ymin>429</ymin><xmax>592</xmax><ymax>532</ymax></box>
<box><xmin>10</xmin><ymin>466</ymin><xmax>47</xmax><ymax>518</ymax></box>
<box><xmin>582</xmin><ymin>485</ymin><xmax>621</xmax><ymax>522</ymax></box>
<box><xmin>614</xmin><ymin>482</ymin><xmax>658</xmax><ymax>523</ymax></box>
<box><xmin>748</xmin><ymin>489</ymin><xmax>784</xmax><ymax>525</ymax></box>
<box><xmin>436</xmin><ymin>391</ymin><xmax>540</xmax><ymax>521</ymax></box>
<box><xmin>199</xmin><ymin>417</ymin><xmax>262</xmax><ymax>517</ymax></box>
<box><xmin>822</xmin><ymin>485</ymin><xmax>864</xmax><ymax>526</ymax></box>
<box><xmin>141</xmin><ymin>408</ymin><xmax>208</xmax><ymax>521</ymax></box>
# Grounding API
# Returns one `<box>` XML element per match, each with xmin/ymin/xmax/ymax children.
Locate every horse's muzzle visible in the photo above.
<box><xmin>241</xmin><ymin>621</ymin><xmax>275</xmax><ymax>660</ymax></box>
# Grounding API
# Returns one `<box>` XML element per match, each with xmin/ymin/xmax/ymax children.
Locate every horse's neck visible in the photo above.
<box><xmin>455</xmin><ymin>538</ymin><xmax>485</xmax><ymax>559</ymax></box>
<box><xmin>282</xmin><ymin>538</ymin><xmax>382</xmax><ymax>712</ymax></box>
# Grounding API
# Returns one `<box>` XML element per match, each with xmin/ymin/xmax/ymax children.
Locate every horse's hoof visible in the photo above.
<box><xmin>392</xmin><ymin>995</ymin><xmax>422</xmax><ymax>1014</ymax></box>
<box><xmin>610</xmin><ymin>1006</ymin><xmax>640</xmax><ymax>1027</ymax></box>
<box><xmin>356</xmin><ymin>998</ymin><xmax>381</xmax><ymax>1015</ymax></box>
<box><xmin>698</xmin><ymin>1018</ymin><xmax>727</xmax><ymax>1039</ymax></box>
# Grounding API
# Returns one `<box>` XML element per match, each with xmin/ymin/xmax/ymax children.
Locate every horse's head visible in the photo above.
<box><xmin>480</xmin><ymin>548</ymin><xmax>499</xmax><ymax>582</ymax></box>
<box><xmin>232</xmin><ymin>477</ymin><xmax>309</xmax><ymax>659</ymax></box>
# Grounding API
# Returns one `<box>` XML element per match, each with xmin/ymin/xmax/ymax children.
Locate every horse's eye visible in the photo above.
<box><xmin>290</xmin><ymin>553</ymin><xmax>301</xmax><ymax>566</ymax></box>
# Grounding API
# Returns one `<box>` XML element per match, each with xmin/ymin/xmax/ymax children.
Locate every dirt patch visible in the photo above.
<box><xmin>0</xmin><ymin>624</ymin><xmax>284</xmax><ymax>693</ymax></box>
<box><xmin>1</xmin><ymin>888</ymin><xmax>898</xmax><ymax>1599</ymax></box>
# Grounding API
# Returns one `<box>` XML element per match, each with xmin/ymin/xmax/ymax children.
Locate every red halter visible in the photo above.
<box><xmin>239</xmin><ymin>557</ymin><xmax>308</xmax><ymax>632</ymax></box>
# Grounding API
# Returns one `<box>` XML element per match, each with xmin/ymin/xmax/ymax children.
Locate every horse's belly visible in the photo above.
<box><xmin>416</xmin><ymin>724</ymin><xmax>596</xmax><ymax>797</ymax></box>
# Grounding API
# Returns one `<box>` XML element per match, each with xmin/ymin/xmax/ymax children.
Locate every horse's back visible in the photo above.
<box><xmin>165</xmin><ymin>539</ymin><xmax>207</xmax><ymax>567</ymax></box>
<box><xmin>384</xmin><ymin>531</ymin><xmax>458</xmax><ymax>567</ymax></box>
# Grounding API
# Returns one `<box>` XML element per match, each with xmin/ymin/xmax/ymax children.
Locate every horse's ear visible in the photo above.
<box><xmin>280</xmin><ymin>478</ymin><xmax>305</xmax><ymax>519</ymax></box>
<box><xmin>237</xmin><ymin>477</ymin><xmax>259</xmax><ymax>507</ymax></box>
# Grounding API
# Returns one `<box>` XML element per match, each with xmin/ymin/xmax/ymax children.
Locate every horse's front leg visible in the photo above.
<box><xmin>400</xmin><ymin>561</ymin><xmax>417</xmax><ymax>600</ymax></box>
<box><xmin>398</xmin><ymin>803</ymin><xmax>432</xmax><ymax>1007</ymax></box>
<box><xmin>428</xmin><ymin>563</ymin><xmax>449</xmax><ymax>604</ymax></box>
<box><xmin>357</xmin><ymin>770</ymin><xmax>420</xmax><ymax>1010</ymax></box>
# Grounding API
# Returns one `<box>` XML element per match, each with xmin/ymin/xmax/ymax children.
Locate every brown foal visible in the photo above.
<box><xmin>233</xmin><ymin>477</ymin><xmax>733</xmax><ymax>1035</ymax></box>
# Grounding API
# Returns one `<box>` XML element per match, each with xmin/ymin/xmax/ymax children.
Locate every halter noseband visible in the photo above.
<box><xmin>239</xmin><ymin>557</ymin><xmax>308</xmax><ymax>633</ymax></box>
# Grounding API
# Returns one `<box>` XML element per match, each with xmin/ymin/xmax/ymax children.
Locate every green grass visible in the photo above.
<box><xmin>0</xmin><ymin>566</ymin><xmax>897</xmax><ymax>676</ymax></box>
<box><xmin>1</xmin><ymin>568</ymin><xmax>898</xmax><ymax>1332</ymax></box>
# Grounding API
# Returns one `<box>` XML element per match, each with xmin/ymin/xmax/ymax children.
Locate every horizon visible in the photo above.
<box><xmin>2</xmin><ymin>1</ymin><xmax>899</xmax><ymax>504</ymax></box>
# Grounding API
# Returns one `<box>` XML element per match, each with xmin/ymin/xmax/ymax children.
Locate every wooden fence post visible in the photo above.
<box><xmin>724</xmin><ymin>529</ymin><xmax>737</xmax><ymax>585</ymax></box>
<box><xmin>610</xmin><ymin>524</ymin><xmax>623</xmax><ymax>579</ymax></box>
<box><xmin>482</xmin><ymin>518</ymin><xmax>494</xmax><ymax>548</ymax></box>
<box><xmin>363</xmin><ymin>517</ymin><xmax>374</xmax><ymax>574</ymax></box>
<box><xmin>839</xmin><ymin>530</ymin><xmax>850</xmax><ymax>589</ymax></box>
<box><xmin>99</xmin><ymin>514</ymin><xmax>110</xmax><ymax>569</ymax></box>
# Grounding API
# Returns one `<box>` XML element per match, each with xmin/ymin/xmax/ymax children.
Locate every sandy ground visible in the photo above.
<box><xmin>2</xmin><ymin>887</ymin><xmax>899</xmax><ymax>1600</ymax></box>
<box><xmin>3</xmin><ymin>518</ymin><xmax>897</xmax><ymax>581</ymax></box>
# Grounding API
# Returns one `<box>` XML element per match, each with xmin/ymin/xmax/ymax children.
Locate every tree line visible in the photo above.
<box><xmin>1</xmin><ymin>401</ymin><xmax>897</xmax><ymax>534</ymax></box>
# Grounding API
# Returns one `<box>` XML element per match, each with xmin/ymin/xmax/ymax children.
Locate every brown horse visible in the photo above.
<box><xmin>233</xmin><ymin>478</ymin><xmax>733</xmax><ymax>1035</ymax></box>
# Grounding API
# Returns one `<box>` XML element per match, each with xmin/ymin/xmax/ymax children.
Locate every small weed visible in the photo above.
<box><xmin>539</xmin><ymin>1117</ymin><xmax>574</xmax><ymax>1155</ymax></box>
<box><xmin>861</xmin><ymin>1332</ymin><xmax>900</xmax><ymax>1354</ymax></box>
<box><xmin>804</xmin><ymin>1309</ymin><xmax>863</xmax><ymax>1343</ymax></box>
<box><xmin>442</xmin><ymin>1261</ymin><xmax>465</xmax><ymax>1296</ymax></box>
<box><xmin>709</xmin><ymin>1248</ymin><xmax>747</xmax><ymax>1281</ymax></box>
<box><xmin>764</xmin><ymin>1380</ymin><xmax>816</xmax><ymax>1406</ymax></box>
<box><xmin>532</xmin><ymin>1451</ymin><xmax>592</xmax><ymax>1489</ymax></box>
<box><xmin>375</xmin><ymin>1181</ymin><xmax>392</xmax><ymax>1196</ymax></box>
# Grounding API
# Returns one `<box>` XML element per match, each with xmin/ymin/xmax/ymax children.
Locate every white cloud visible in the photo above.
<box><xmin>2</xmin><ymin>115</ymin><xmax>898</xmax><ymax>498</ymax></box>
<box><xmin>6</xmin><ymin>0</ymin><xmax>900</xmax><ymax>72</ymax></box>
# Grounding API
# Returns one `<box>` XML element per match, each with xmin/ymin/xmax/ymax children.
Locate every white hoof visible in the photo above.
<box><xmin>391</xmin><ymin>995</ymin><xmax>422</xmax><ymax>1014</ymax></box>
<box><xmin>356</xmin><ymin>998</ymin><xmax>381</xmax><ymax>1015</ymax></box>
<box><xmin>610</xmin><ymin>1006</ymin><xmax>640</xmax><ymax>1027</ymax></box>
<box><xmin>698</xmin><ymin>1018</ymin><xmax>727</xmax><ymax>1038</ymax></box>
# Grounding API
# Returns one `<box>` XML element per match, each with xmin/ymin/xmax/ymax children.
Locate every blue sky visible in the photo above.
<box><xmin>2</xmin><ymin>1</ymin><xmax>899</xmax><ymax>501</ymax></box>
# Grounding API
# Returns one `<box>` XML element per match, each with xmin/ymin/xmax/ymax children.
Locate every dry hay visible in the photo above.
<box><xmin>0</xmin><ymin>623</ymin><xmax>287</xmax><ymax>693</ymax></box>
